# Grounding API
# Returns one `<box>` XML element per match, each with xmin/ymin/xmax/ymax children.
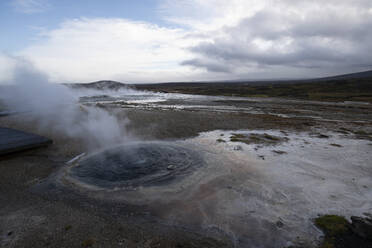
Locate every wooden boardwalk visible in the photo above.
<box><xmin>0</xmin><ymin>127</ymin><xmax>52</xmax><ymax>155</ymax></box>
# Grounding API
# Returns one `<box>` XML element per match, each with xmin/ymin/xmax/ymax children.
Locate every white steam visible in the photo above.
<box><xmin>0</xmin><ymin>58</ymin><xmax>130</xmax><ymax>149</ymax></box>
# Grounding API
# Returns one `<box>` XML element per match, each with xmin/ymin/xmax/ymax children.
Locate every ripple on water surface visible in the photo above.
<box><xmin>68</xmin><ymin>142</ymin><xmax>204</xmax><ymax>189</ymax></box>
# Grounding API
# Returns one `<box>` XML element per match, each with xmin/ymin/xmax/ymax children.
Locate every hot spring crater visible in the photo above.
<box><xmin>65</xmin><ymin>142</ymin><xmax>204</xmax><ymax>190</ymax></box>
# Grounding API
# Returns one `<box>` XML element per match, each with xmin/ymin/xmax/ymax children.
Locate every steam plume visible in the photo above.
<box><xmin>0</xmin><ymin>58</ymin><xmax>130</xmax><ymax>150</ymax></box>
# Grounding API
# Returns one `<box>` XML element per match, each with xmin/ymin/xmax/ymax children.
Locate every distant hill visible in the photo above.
<box><xmin>134</xmin><ymin>69</ymin><xmax>372</xmax><ymax>86</ymax></box>
<box><xmin>313</xmin><ymin>70</ymin><xmax>372</xmax><ymax>81</ymax></box>
<box><xmin>64</xmin><ymin>70</ymin><xmax>372</xmax><ymax>102</ymax></box>
<box><xmin>133</xmin><ymin>70</ymin><xmax>372</xmax><ymax>102</ymax></box>
<box><xmin>65</xmin><ymin>80</ymin><xmax>128</xmax><ymax>90</ymax></box>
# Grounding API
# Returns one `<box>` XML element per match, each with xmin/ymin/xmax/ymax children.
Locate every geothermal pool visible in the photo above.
<box><xmin>66</xmin><ymin>142</ymin><xmax>203</xmax><ymax>189</ymax></box>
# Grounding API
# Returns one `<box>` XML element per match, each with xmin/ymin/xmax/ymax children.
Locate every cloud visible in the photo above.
<box><xmin>12</xmin><ymin>0</ymin><xmax>50</xmax><ymax>14</ymax></box>
<box><xmin>181</xmin><ymin>58</ymin><xmax>232</xmax><ymax>73</ymax></box>
<box><xmin>163</xmin><ymin>0</ymin><xmax>372</xmax><ymax>77</ymax></box>
<box><xmin>9</xmin><ymin>0</ymin><xmax>372</xmax><ymax>82</ymax></box>
<box><xmin>19</xmin><ymin>18</ymin><xmax>209</xmax><ymax>83</ymax></box>
<box><xmin>159</xmin><ymin>0</ymin><xmax>265</xmax><ymax>31</ymax></box>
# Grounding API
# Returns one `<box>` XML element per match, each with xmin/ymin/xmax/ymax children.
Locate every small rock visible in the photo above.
<box><xmin>233</xmin><ymin>145</ymin><xmax>242</xmax><ymax>151</ymax></box>
<box><xmin>272</xmin><ymin>150</ymin><xmax>287</xmax><ymax>155</ymax></box>
<box><xmin>317</xmin><ymin>134</ymin><xmax>330</xmax><ymax>139</ymax></box>
<box><xmin>364</xmin><ymin>213</ymin><xmax>372</xmax><ymax>219</ymax></box>
<box><xmin>330</xmin><ymin>143</ymin><xmax>342</xmax><ymax>147</ymax></box>
<box><xmin>276</xmin><ymin>221</ymin><xmax>284</xmax><ymax>228</ymax></box>
<box><xmin>351</xmin><ymin>216</ymin><xmax>372</xmax><ymax>240</ymax></box>
<box><xmin>118</xmin><ymin>239</ymin><xmax>126</xmax><ymax>246</ymax></box>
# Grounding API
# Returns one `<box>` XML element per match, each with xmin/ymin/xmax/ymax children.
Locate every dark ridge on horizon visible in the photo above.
<box><xmin>140</xmin><ymin>69</ymin><xmax>372</xmax><ymax>86</ymax></box>
<box><xmin>65</xmin><ymin>69</ymin><xmax>372</xmax><ymax>87</ymax></box>
<box><xmin>133</xmin><ymin>70</ymin><xmax>372</xmax><ymax>103</ymax></box>
<box><xmin>311</xmin><ymin>69</ymin><xmax>372</xmax><ymax>81</ymax></box>
<box><xmin>64</xmin><ymin>80</ymin><xmax>129</xmax><ymax>90</ymax></box>
<box><xmin>61</xmin><ymin>70</ymin><xmax>372</xmax><ymax>103</ymax></box>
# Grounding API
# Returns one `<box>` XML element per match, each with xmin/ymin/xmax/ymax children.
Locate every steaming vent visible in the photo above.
<box><xmin>67</xmin><ymin>142</ymin><xmax>204</xmax><ymax>189</ymax></box>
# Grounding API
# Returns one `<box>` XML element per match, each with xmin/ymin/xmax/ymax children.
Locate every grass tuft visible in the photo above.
<box><xmin>315</xmin><ymin>215</ymin><xmax>349</xmax><ymax>236</ymax></box>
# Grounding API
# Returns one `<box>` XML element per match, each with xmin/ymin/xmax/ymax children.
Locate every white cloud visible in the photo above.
<box><xmin>9</xmin><ymin>0</ymin><xmax>372</xmax><ymax>82</ymax></box>
<box><xmin>12</xmin><ymin>0</ymin><xmax>50</xmax><ymax>14</ymax></box>
<box><xmin>159</xmin><ymin>0</ymin><xmax>265</xmax><ymax>31</ymax></box>
<box><xmin>19</xmin><ymin>18</ymin><xmax>211</xmax><ymax>83</ymax></box>
<box><xmin>162</xmin><ymin>0</ymin><xmax>372</xmax><ymax>77</ymax></box>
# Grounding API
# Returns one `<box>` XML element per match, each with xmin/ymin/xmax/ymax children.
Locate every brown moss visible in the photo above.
<box><xmin>354</xmin><ymin>130</ymin><xmax>369</xmax><ymax>136</ymax></box>
<box><xmin>315</xmin><ymin>215</ymin><xmax>349</xmax><ymax>236</ymax></box>
<box><xmin>230</xmin><ymin>133</ymin><xmax>246</xmax><ymax>139</ymax></box>
<box><xmin>320</xmin><ymin>241</ymin><xmax>335</xmax><ymax>248</ymax></box>
<box><xmin>315</xmin><ymin>215</ymin><xmax>350</xmax><ymax>248</ymax></box>
<box><xmin>64</xmin><ymin>225</ymin><xmax>72</xmax><ymax>231</ymax></box>
<box><xmin>263</xmin><ymin>133</ymin><xmax>280</xmax><ymax>141</ymax></box>
<box><xmin>230</xmin><ymin>133</ymin><xmax>288</xmax><ymax>146</ymax></box>
<box><xmin>82</xmin><ymin>239</ymin><xmax>96</xmax><ymax>247</ymax></box>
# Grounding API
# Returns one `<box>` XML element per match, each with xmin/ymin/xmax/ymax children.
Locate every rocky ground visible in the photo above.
<box><xmin>0</xmin><ymin>96</ymin><xmax>372</xmax><ymax>248</ymax></box>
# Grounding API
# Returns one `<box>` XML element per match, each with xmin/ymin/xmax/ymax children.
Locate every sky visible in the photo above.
<box><xmin>0</xmin><ymin>0</ymin><xmax>372</xmax><ymax>83</ymax></box>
